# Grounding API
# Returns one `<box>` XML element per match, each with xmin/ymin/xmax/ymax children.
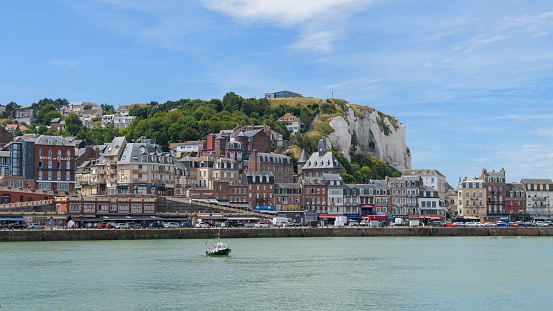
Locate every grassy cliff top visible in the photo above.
<box><xmin>268</xmin><ymin>97</ymin><xmax>321</xmax><ymax>108</ymax></box>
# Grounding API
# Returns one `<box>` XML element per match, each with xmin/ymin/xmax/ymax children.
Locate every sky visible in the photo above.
<box><xmin>1</xmin><ymin>0</ymin><xmax>553</xmax><ymax>184</ymax></box>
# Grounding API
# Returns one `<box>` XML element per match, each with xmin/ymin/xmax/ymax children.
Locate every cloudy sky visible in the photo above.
<box><xmin>2</xmin><ymin>0</ymin><xmax>553</xmax><ymax>184</ymax></box>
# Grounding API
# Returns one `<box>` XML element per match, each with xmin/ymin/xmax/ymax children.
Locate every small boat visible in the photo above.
<box><xmin>206</xmin><ymin>241</ymin><xmax>231</xmax><ymax>256</ymax></box>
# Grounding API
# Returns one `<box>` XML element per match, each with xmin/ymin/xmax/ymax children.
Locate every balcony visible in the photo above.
<box><xmin>532</xmin><ymin>197</ymin><xmax>547</xmax><ymax>201</ymax></box>
<box><xmin>470</xmin><ymin>197</ymin><xmax>478</xmax><ymax>200</ymax></box>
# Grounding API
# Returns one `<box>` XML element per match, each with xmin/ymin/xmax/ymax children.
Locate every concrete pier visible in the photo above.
<box><xmin>1</xmin><ymin>227</ymin><xmax>552</xmax><ymax>242</ymax></box>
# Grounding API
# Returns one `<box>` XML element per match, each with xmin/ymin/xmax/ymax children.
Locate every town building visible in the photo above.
<box><xmin>50</xmin><ymin>118</ymin><xmax>66</xmax><ymax>131</ymax></box>
<box><xmin>277</xmin><ymin>113</ymin><xmax>301</xmax><ymax>133</ymax></box>
<box><xmin>248</xmin><ymin>150</ymin><xmax>293</xmax><ymax>183</ymax></box>
<box><xmin>59</xmin><ymin>102</ymin><xmax>102</xmax><ymax>118</ymax></box>
<box><xmin>113</xmin><ymin>115</ymin><xmax>136</xmax><ymax>129</ymax></box>
<box><xmin>242</xmin><ymin>171</ymin><xmax>274</xmax><ymax>212</ymax></box>
<box><xmin>80</xmin><ymin>117</ymin><xmax>94</xmax><ymax>129</ymax></box>
<box><xmin>418</xmin><ymin>185</ymin><xmax>441</xmax><ymax>216</ymax></box>
<box><xmin>358</xmin><ymin>180</ymin><xmax>390</xmax><ymax>215</ymax></box>
<box><xmin>403</xmin><ymin>169</ymin><xmax>447</xmax><ymax>201</ymax></box>
<box><xmin>4</xmin><ymin>135</ymin><xmax>76</xmax><ymax>193</ymax></box>
<box><xmin>387</xmin><ymin>176</ymin><xmax>420</xmax><ymax>217</ymax></box>
<box><xmin>300</xmin><ymin>139</ymin><xmax>343</xmax><ymax>183</ymax></box>
<box><xmin>0</xmin><ymin>126</ymin><xmax>13</xmax><ymax>148</ymax></box>
<box><xmin>303</xmin><ymin>180</ymin><xmax>328</xmax><ymax>214</ymax></box>
<box><xmin>101</xmin><ymin>115</ymin><xmax>115</xmax><ymax>128</ymax></box>
<box><xmin>325</xmin><ymin>174</ymin><xmax>344</xmax><ymax>215</ymax></box>
<box><xmin>115</xmin><ymin>103</ymin><xmax>149</xmax><ymax>116</ymax></box>
<box><xmin>89</xmin><ymin>137</ymin><xmax>175</xmax><ymax>196</ymax></box>
<box><xmin>520</xmin><ymin>179</ymin><xmax>553</xmax><ymax>217</ymax></box>
<box><xmin>56</xmin><ymin>195</ymin><xmax>157</xmax><ymax>216</ymax></box>
<box><xmin>505</xmin><ymin>183</ymin><xmax>526</xmax><ymax>215</ymax></box>
<box><xmin>0</xmin><ymin>151</ymin><xmax>10</xmax><ymax>181</ymax></box>
<box><xmin>274</xmin><ymin>183</ymin><xmax>302</xmax><ymax>211</ymax></box>
<box><xmin>13</xmin><ymin>105</ymin><xmax>34</xmax><ymax>125</ymax></box>
<box><xmin>213</xmin><ymin>158</ymin><xmax>239</xmax><ymax>185</ymax></box>
<box><xmin>170</xmin><ymin>141</ymin><xmax>204</xmax><ymax>158</ymax></box>
<box><xmin>265</xmin><ymin>90</ymin><xmax>302</xmax><ymax>99</ymax></box>
<box><xmin>5</xmin><ymin>124</ymin><xmax>29</xmax><ymax>135</ymax></box>
<box><xmin>457</xmin><ymin>177</ymin><xmax>486</xmax><ymax>218</ymax></box>
<box><xmin>481</xmin><ymin>168</ymin><xmax>506</xmax><ymax>216</ymax></box>
<box><xmin>343</xmin><ymin>184</ymin><xmax>360</xmax><ymax>215</ymax></box>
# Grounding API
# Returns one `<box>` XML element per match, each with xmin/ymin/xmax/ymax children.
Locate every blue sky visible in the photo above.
<box><xmin>2</xmin><ymin>0</ymin><xmax>553</xmax><ymax>184</ymax></box>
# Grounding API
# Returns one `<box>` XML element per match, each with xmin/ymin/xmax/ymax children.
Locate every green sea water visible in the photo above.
<box><xmin>1</xmin><ymin>237</ymin><xmax>552</xmax><ymax>310</ymax></box>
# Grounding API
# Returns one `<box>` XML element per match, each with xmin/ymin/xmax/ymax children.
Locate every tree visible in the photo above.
<box><xmin>1</xmin><ymin>101</ymin><xmax>20</xmax><ymax>119</ymax></box>
<box><xmin>38</xmin><ymin>125</ymin><xmax>48</xmax><ymax>135</ymax></box>
<box><xmin>101</xmin><ymin>103</ymin><xmax>115</xmax><ymax>114</ymax></box>
<box><xmin>65</xmin><ymin>113</ymin><xmax>83</xmax><ymax>136</ymax></box>
<box><xmin>34</xmin><ymin>104</ymin><xmax>61</xmax><ymax>126</ymax></box>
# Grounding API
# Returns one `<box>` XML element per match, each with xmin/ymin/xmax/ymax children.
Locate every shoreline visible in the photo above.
<box><xmin>2</xmin><ymin>227</ymin><xmax>553</xmax><ymax>242</ymax></box>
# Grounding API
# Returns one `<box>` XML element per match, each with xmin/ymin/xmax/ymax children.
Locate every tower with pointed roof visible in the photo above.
<box><xmin>297</xmin><ymin>149</ymin><xmax>308</xmax><ymax>173</ymax></box>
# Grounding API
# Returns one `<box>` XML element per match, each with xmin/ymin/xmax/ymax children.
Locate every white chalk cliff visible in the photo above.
<box><xmin>327</xmin><ymin>105</ymin><xmax>411</xmax><ymax>172</ymax></box>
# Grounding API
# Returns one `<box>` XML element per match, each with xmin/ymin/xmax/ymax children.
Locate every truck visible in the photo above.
<box><xmin>409</xmin><ymin>219</ymin><xmax>420</xmax><ymax>227</ymax></box>
<box><xmin>335</xmin><ymin>216</ymin><xmax>348</xmax><ymax>227</ymax></box>
<box><xmin>272</xmin><ymin>217</ymin><xmax>290</xmax><ymax>227</ymax></box>
<box><xmin>394</xmin><ymin>218</ymin><xmax>406</xmax><ymax>226</ymax></box>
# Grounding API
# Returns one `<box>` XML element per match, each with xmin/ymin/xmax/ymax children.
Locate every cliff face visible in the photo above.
<box><xmin>327</xmin><ymin>105</ymin><xmax>412</xmax><ymax>172</ymax></box>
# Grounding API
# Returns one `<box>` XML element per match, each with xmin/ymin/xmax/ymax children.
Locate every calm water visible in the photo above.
<box><xmin>1</xmin><ymin>237</ymin><xmax>552</xmax><ymax>310</ymax></box>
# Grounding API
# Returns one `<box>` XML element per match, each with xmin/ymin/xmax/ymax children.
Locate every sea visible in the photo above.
<box><xmin>1</xmin><ymin>237</ymin><xmax>552</xmax><ymax>310</ymax></box>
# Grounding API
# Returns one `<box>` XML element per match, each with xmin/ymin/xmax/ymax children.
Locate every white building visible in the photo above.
<box><xmin>101</xmin><ymin>115</ymin><xmax>115</xmax><ymax>128</ymax></box>
<box><xmin>170</xmin><ymin>141</ymin><xmax>204</xmax><ymax>158</ymax></box>
<box><xmin>14</xmin><ymin>106</ymin><xmax>34</xmax><ymax>125</ymax></box>
<box><xmin>403</xmin><ymin>169</ymin><xmax>447</xmax><ymax>201</ymax></box>
<box><xmin>520</xmin><ymin>179</ymin><xmax>553</xmax><ymax>217</ymax></box>
<box><xmin>113</xmin><ymin>115</ymin><xmax>136</xmax><ymax>129</ymax></box>
<box><xmin>325</xmin><ymin>174</ymin><xmax>344</xmax><ymax>215</ymax></box>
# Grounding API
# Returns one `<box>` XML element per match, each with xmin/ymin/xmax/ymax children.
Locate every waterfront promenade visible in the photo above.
<box><xmin>2</xmin><ymin>226</ymin><xmax>553</xmax><ymax>242</ymax></box>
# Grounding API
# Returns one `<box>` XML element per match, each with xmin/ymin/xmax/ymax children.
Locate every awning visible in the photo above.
<box><xmin>0</xmin><ymin>217</ymin><xmax>27</xmax><ymax>221</ymax></box>
<box><xmin>345</xmin><ymin>214</ymin><xmax>362</xmax><ymax>218</ymax></box>
<box><xmin>361</xmin><ymin>205</ymin><xmax>374</xmax><ymax>208</ymax></box>
<box><xmin>318</xmin><ymin>215</ymin><xmax>336</xmax><ymax>218</ymax></box>
<box><xmin>409</xmin><ymin>214</ymin><xmax>442</xmax><ymax>220</ymax></box>
<box><xmin>235</xmin><ymin>203</ymin><xmax>249</xmax><ymax>208</ymax></box>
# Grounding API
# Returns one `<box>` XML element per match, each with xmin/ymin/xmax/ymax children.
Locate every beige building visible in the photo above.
<box><xmin>85</xmin><ymin>137</ymin><xmax>175</xmax><ymax>196</ymax></box>
<box><xmin>457</xmin><ymin>178</ymin><xmax>487</xmax><ymax>217</ymax></box>
<box><xmin>277</xmin><ymin>113</ymin><xmax>301</xmax><ymax>133</ymax></box>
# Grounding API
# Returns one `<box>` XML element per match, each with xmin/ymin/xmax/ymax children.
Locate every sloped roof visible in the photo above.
<box><xmin>298</xmin><ymin>149</ymin><xmax>308</xmax><ymax>162</ymax></box>
<box><xmin>404</xmin><ymin>169</ymin><xmax>445</xmax><ymax>177</ymax></box>
<box><xmin>302</xmin><ymin>150</ymin><xmax>343</xmax><ymax>170</ymax></box>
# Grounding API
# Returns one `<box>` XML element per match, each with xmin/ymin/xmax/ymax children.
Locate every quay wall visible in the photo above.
<box><xmin>2</xmin><ymin>227</ymin><xmax>553</xmax><ymax>242</ymax></box>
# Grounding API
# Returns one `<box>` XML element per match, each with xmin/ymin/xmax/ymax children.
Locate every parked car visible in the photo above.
<box><xmin>116</xmin><ymin>223</ymin><xmax>131</xmax><ymax>229</ymax></box>
<box><xmin>431</xmin><ymin>221</ymin><xmax>445</xmax><ymax>227</ymax></box>
<box><xmin>535</xmin><ymin>221</ymin><xmax>549</xmax><ymax>227</ymax></box>
<box><xmin>225</xmin><ymin>221</ymin><xmax>243</xmax><ymax>228</ymax></box>
<box><xmin>348</xmin><ymin>221</ymin><xmax>359</xmax><ymax>226</ymax></box>
<box><xmin>243</xmin><ymin>222</ymin><xmax>255</xmax><ymax>228</ymax></box>
<box><xmin>127</xmin><ymin>222</ymin><xmax>141</xmax><ymax>229</ymax></box>
<box><xmin>195</xmin><ymin>222</ymin><xmax>210</xmax><ymax>228</ymax></box>
<box><xmin>98</xmin><ymin>222</ymin><xmax>115</xmax><ymax>229</ymax></box>
<box><xmin>28</xmin><ymin>223</ymin><xmax>45</xmax><ymax>229</ymax></box>
<box><xmin>8</xmin><ymin>223</ymin><xmax>27</xmax><ymax>229</ymax></box>
<box><xmin>495</xmin><ymin>221</ymin><xmax>509</xmax><ymax>227</ymax></box>
<box><xmin>445</xmin><ymin>222</ymin><xmax>456</xmax><ymax>227</ymax></box>
<box><xmin>164</xmin><ymin>222</ymin><xmax>180</xmax><ymax>228</ymax></box>
<box><xmin>149</xmin><ymin>223</ymin><xmax>164</xmax><ymax>229</ymax></box>
<box><xmin>181</xmin><ymin>222</ymin><xmax>193</xmax><ymax>228</ymax></box>
<box><xmin>255</xmin><ymin>222</ymin><xmax>270</xmax><ymax>228</ymax></box>
<box><xmin>483</xmin><ymin>222</ymin><xmax>495</xmax><ymax>227</ymax></box>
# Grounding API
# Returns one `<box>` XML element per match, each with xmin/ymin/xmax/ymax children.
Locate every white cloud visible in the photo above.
<box><xmin>202</xmin><ymin>0</ymin><xmax>374</xmax><ymax>52</ymax></box>
<box><xmin>202</xmin><ymin>0</ymin><xmax>370</xmax><ymax>25</ymax></box>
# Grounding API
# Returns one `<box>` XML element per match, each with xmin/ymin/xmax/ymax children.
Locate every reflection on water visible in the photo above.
<box><xmin>1</xmin><ymin>237</ymin><xmax>551</xmax><ymax>310</ymax></box>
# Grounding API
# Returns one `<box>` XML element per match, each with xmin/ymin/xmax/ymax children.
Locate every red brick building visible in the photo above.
<box><xmin>248</xmin><ymin>151</ymin><xmax>293</xmax><ymax>183</ymax></box>
<box><xmin>243</xmin><ymin>171</ymin><xmax>274</xmax><ymax>209</ymax></box>
<box><xmin>56</xmin><ymin>195</ymin><xmax>157</xmax><ymax>216</ymax></box>
<box><xmin>505</xmin><ymin>183</ymin><xmax>526</xmax><ymax>215</ymax></box>
<box><xmin>303</xmin><ymin>181</ymin><xmax>328</xmax><ymax>214</ymax></box>
<box><xmin>5</xmin><ymin>135</ymin><xmax>76</xmax><ymax>193</ymax></box>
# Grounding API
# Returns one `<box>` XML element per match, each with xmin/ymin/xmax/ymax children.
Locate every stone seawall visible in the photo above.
<box><xmin>1</xmin><ymin>227</ymin><xmax>553</xmax><ymax>242</ymax></box>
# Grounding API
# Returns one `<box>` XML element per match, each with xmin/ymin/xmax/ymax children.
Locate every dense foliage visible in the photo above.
<box><xmin>332</xmin><ymin>151</ymin><xmax>402</xmax><ymax>184</ymax></box>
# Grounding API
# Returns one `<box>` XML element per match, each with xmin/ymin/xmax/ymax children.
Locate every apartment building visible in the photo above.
<box><xmin>520</xmin><ymin>179</ymin><xmax>553</xmax><ymax>216</ymax></box>
<box><xmin>457</xmin><ymin>178</ymin><xmax>486</xmax><ymax>217</ymax></box>
<box><xmin>89</xmin><ymin>137</ymin><xmax>175</xmax><ymax>195</ymax></box>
